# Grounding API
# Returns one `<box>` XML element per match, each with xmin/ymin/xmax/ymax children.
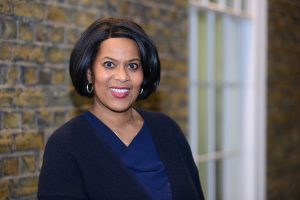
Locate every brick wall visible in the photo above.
<box><xmin>267</xmin><ymin>0</ymin><xmax>300</xmax><ymax>199</ymax></box>
<box><xmin>0</xmin><ymin>0</ymin><xmax>188</xmax><ymax>199</ymax></box>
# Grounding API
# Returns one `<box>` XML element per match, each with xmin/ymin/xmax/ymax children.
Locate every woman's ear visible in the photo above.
<box><xmin>86</xmin><ymin>68</ymin><xmax>92</xmax><ymax>83</ymax></box>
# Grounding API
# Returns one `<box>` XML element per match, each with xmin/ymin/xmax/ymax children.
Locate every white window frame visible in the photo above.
<box><xmin>188</xmin><ymin>1</ymin><xmax>267</xmax><ymax>200</ymax></box>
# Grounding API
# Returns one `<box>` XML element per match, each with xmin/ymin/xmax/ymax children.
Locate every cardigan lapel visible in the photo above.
<box><xmin>139</xmin><ymin>109</ymin><xmax>200</xmax><ymax>200</ymax></box>
<box><xmin>72</xmin><ymin>115</ymin><xmax>151</xmax><ymax>200</ymax></box>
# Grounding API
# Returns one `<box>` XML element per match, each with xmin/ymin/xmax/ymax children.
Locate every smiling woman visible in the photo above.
<box><xmin>37</xmin><ymin>17</ymin><xmax>205</xmax><ymax>200</ymax></box>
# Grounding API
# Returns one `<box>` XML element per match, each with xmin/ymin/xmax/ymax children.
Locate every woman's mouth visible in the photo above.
<box><xmin>110</xmin><ymin>87</ymin><xmax>130</xmax><ymax>98</ymax></box>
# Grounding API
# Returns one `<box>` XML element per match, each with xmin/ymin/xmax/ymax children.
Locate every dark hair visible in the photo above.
<box><xmin>69</xmin><ymin>17</ymin><xmax>160</xmax><ymax>100</ymax></box>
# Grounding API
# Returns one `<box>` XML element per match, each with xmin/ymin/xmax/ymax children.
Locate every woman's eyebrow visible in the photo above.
<box><xmin>101</xmin><ymin>56</ymin><xmax>117</xmax><ymax>61</ymax></box>
<box><xmin>128</xmin><ymin>58</ymin><xmax>141</xmax><ymax>62</ymax></box>
<box><xmin>101</xmin><ymin>56</ymin><xmax>141</xmax><ymax>62</ymax></box>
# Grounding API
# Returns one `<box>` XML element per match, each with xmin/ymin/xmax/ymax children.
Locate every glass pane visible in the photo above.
<box><xmin>241</xmin><ymin>0</ymin><xmax>247</xmax><ymax>11</ymax></box>
<box><xmin>198</xmin><ymin>12</ymin><xmax>208</xmax><ymax>82</ymax></box>
<box><xmin>222</xmin><ymin>86</ymin><xmax>242</xmax><ymax>151</ymax></box>
<box><xmin>222</xmin><ymin>86</ymin><xmax>232</xmax><ymax>151</ymax></box>
<box><xmin>215</xmin><ymin>85</ymin><xmax>223</xmax><ymax>151</ymax></box>
<box><xmin>207</xmin><ymin>160</ymin><xmax>216</xmax><ymax>200</ymax></box>
<box><xmin>216</xmin><ymin>160</ymin><xmax>224</xmax><ymax>200</ymax></box>
<box><xmin>236</xmin><ymin>18</ymin><xmax>247</xmax><ymax>84</ymax></box>
<box><xmin>228</xmin><ymin>88</ymin><xmax>241</xmax><ymax>149</ymax></box>
<box><xmin>198</xmin><ymin>162</ymin><xmax>208</xmax><ymax>199</ymax></box>
<box><xmin>215</xmin><ymin>14</ymin><xmax>224</xmax><ymax>152</ymax></box>
<box><xmin>198</xmin><ymin>88</ymin><xmax>208</xmax><ymax>154</ymax></box>
<box><xmin>230</xmin><ymin>18</ymin><xmax>239</xmax><ymax>82</ymax></box>
<box><xmin>222</xmin><ymin>156</ymin><xmax>242</xmax><ymax>200</ymax></box>
<box><xmin>226</xmin><ymin>0</ymin><xmax>234</xmax><ymax>8</ymax></box>
<box><xmin>200</xmin><ymin>158</ymin><xmax>244</xmax><ymax>200</ymax></box>
<box><xmin>215</xmin><ymin>14</ymin><xmax>223</xmax><ymax>83</ymax></box>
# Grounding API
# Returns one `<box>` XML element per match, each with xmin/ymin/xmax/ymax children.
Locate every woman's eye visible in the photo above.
<box><xmin>128</xmin><ymin>63</ymin><xmax>139</xmax><ymax>70</ymax></box>
<box><xmin>103</xmin><ymin>61</ymin><xmax>114</xmax><ymax>68</ymax></box>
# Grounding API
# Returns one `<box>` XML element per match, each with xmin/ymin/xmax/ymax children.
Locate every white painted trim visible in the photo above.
<box><xmin>190</xmin><ymin>0</ymin><xmax>250</xmax><ymax>18</ymax></box>
<box><xmin>241</xmin><ymin>1</ymin><xmax>267</xmax><ymax>200</ymax></box>
<box><xmin>188</xmin><ymin>6</ymin><xmax>199</xmax><ymax>156</ymax></box>
<box><xmin>194</xmin><ymin>149</ymin><xmax>239</xmax><ymax>162</ymax></box>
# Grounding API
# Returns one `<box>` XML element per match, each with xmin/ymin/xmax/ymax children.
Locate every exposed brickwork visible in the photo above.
<box><xmin>0</xmin><ymin>0</ymin><xmax>188</xmax><ymax>199</ymax></box>
<box><xmin>267</xmin><ymin>0</ymin><xmax>300</xmax><ymax>199</ymax></box>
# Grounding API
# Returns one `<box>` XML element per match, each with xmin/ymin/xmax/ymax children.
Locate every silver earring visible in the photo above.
<box><xmin>139</xmin><ymin>88</ymin><xmax>143</xmax><ymax>94</ymax></box>
<box><xmin>86</xmin><ymin>82</ymin><xmax>93</xmax><ymax>94</ymax></box>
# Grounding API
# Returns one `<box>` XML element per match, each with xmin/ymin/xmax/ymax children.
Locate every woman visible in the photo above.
<box><xmin>38</xmin><ymin>17</ymin><xmax>205</xmax><ymax>200</ymax></box>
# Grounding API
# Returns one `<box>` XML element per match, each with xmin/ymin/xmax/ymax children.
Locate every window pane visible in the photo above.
<box><xmin>198</xmin><ymin>88</ymin><xmax>208</xmax><ymax>154</ymax></box>
<box><xmin>215</xmin><ymin>14</ymin><xmax>224</xmax><ymax>152</ymax></box>
<box><xmin>226</xmin><ymin>0</ymin><xmax>234</xmax><ymax>8</ymax></box>
<box><xmin>215</xmin><ymin>14</ymin><xmax>223</xmax><ymax>83</ymax></box>
<box><xmin>241</xmin><ymin>0</ymin><xmax>247</xmax><ymax>11</ymax></box>
<box><xmin>216</xmin><ymin>160</ymin><xmax>224</xmax><ymax>200</ymax></box>
<box><xmin>227</xmin><ymin>88</ymin><xmax>242</xmax><ymax>149</ymax></box>
<box><xmin>230</xmin><ymin>18</ymin><xmax>239</xmax><ymax>82</ymax></box>
<box><xmin>222</xmin><ymin>156</ymin><xmax>242</xmax><ymax>200</ymax></box>
<box><xmin>198</xmin><ymin>12</ymin><xmax>208</xmax><ymax>82</ymax></box>
<box><xmin>198</xmin><ymin>162</ymin><xmax>208</xmax><ymax>199</ymax></box>
<box><xmin>208</xmin><ymin>160</ymin><xmax>216</xmax><ymax>200</ymax></box>
<box><xmin>215</xmin><ymin>85</ymin><xmax>224</xmax><ymax>151</ymax></box>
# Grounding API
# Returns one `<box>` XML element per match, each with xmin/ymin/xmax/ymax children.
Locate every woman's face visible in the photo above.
<box><xmin>87</xmin><ymin>38</ymin><xmax>143</xmax><ymax>113</ymax></box>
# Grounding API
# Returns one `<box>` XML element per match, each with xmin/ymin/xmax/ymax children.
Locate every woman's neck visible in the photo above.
<box><xmin>89</xmin><ymin>105</ymin><xmax>140</xmax><ymax>129</ymax></box>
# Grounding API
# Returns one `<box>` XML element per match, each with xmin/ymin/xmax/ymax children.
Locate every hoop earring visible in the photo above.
<box><xmin>86</xmin><ymin>82</ymin><xmax>93</xmax><ymax>94</ymax></box>
<box><xmin>139</xmin><ymin>88</ymin><xmax>143</xmax><ymax>94</ymax></box>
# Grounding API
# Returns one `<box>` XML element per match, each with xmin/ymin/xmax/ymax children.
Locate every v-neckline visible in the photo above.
<box><xmin>85</xmin><ymin>111</ymin><xmax>145</xmax><ymax>149</ymax></box>
<box><xmin>81</xmin><ymin>112</ymin><xmax>152</xmax><ymax>199</ymax></box>
<box><xmin>110</xmin><ymin>121</ymin><xmax>145</xmax><ymax>149</ymax></box>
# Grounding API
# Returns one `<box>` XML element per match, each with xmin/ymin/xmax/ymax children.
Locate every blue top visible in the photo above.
<box><xmin>84</xmin><ymin>111</ymin><xmax>172</xmax><ymax>200</ymax></box>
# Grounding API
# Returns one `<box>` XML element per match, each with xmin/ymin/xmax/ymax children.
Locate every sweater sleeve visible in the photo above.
<box><xmin>38</xmin><ymin>130</ymin><xmax>87</xmax><ymax>200</ymax></box>
<box><xmin>172</xmin><ymin>121</ymin><xmax>206</xmax><ymax>200</ymax></box>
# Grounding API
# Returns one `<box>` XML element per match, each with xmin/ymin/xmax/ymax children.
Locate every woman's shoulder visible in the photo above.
<box><xmin>137</xmin><ymin>108</ymin><xmax>175</xmax><ymax>123</ymax></box>
<box><xmin>46</xmin><ymin>113</ymin><xmax>90</xmax><ymax>147</ymax></box>
<box><xmin>137</xmin><ymin>108</ymin><xmax>181</xmax><ymax>133</ymax></box>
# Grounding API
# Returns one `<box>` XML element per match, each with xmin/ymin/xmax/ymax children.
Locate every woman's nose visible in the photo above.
<box><xmin>114</xmin><ymin>66</ymin><xmax>129</xmax><ymax>82</ymax></box>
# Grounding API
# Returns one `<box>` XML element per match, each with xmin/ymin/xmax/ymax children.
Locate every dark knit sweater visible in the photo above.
<box><xmin>38</xmin><ymin>109</ymin><xmax>205</xmax><ymax>200</ymax></box>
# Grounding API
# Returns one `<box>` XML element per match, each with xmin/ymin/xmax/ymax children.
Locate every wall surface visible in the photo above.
<box><xmin>267</xmin><ymin>0</ymin><xmax>300</xmax><ymax>199</ymax></box>
<box><xmin>0</xmin><ymin>0</ymin><xmax>188</xmax><ymax>199</ymax></box>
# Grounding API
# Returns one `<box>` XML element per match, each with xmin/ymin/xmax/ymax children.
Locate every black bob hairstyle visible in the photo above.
<box><xmin>69</xmin><ymin>17</ymin><xmax>161</xmax><ymax>100</ymax></box>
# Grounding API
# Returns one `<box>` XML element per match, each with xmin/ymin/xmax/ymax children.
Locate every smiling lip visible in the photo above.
<box><xmin>110</xmin><ymin>87</ymin><xmax>130</xmax><ymax>98</ymax></box>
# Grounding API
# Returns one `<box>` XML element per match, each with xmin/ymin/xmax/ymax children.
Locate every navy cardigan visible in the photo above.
<box><xmin>38</xmin><ymin>109</ymin><xmax>205</xmax><ymax>200</ymax></box>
